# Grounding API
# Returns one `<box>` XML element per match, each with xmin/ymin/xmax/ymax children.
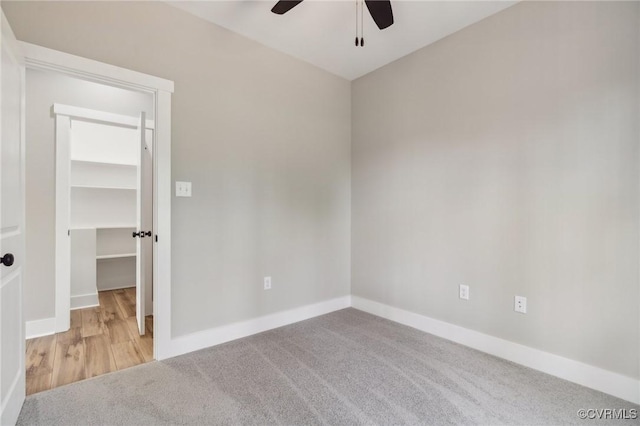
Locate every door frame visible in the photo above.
<box><xmin>19</xmin><ymin>42</ymin><xmax>174</xmax><ymax>360</ymax></box>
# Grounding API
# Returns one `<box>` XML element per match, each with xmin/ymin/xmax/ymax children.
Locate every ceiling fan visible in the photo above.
<box><xmin>271</xmin><ymin>0</ymin><xmax>394</xmax><ymax>46</ymax></box>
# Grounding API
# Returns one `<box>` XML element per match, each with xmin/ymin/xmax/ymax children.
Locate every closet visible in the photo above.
<box><xmin>66</xmin><ymin>113</ymin><xmax>153</xmax><ymax>333</ymax></box>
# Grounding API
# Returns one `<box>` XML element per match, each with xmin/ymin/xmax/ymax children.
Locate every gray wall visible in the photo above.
<box><xmin>352</xmin><ymin>1</ymin><xmax>639</xmax><ymax>379</ymax></box>
<box><xmin>23</xmin><ymin>68</ymin><xmax>153</xmax><ymax>321</ymax></box>
<box><xmin>3</xmin><ymin>1</ymin><xmax>352</xmax><ymax>337</ymax></box>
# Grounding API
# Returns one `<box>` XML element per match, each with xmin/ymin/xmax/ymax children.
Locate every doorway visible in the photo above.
<box><xmin>18</xmin><ymin>41</ymin><xmax>173</xmax><ymax>358</ymax></box>
<box><xmin>24</xmin><ymin>74</ymin><xmax>156</xmax><ymax>394</ymax></box>
<box><xmin>1</xmin><ymin>33</ymin><xmax>173</xmax><ymax>420</ymax></box>
<box><xmin>18</xmin><ymin>56</ymin><xmax>172</xmax><ymax>394</ymax></box>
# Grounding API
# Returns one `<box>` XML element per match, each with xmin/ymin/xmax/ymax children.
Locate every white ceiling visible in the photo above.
<box><xmin>168</xmin><ymin>0</ymin><xmax>517</xmax><ymax>80</ymax></box>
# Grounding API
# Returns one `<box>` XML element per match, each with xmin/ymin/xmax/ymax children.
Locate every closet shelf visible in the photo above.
<box><xmin>71</xmin><ymin>224</ymin><xmax>136</xmax><ymax>230</ymax></box>
<box><xmin>71</xmin><ymin>159</ymin><xmax>136</xmax><ymax>168</ymax></box>
<box><xmin>71</xmin><ymin>184</ymin><xmax>136</xmax><ymax>190</ymax></box>
<box><xmin>96</xmin><ymin>253</ymin><xmax>136</xmax><ymax>260</ymax></box>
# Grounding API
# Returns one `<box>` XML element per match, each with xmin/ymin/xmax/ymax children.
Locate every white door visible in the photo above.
<box><xmin>0</xmin><ymin>12</ymin><xmax>26</xmax><ymax>425</ymax></box>
<box><xmin>135</xmin><ymin>112</ymin><xmax>146</xmax><ymax>336</ymax></box>
<box><xmin>54</xmin><ymin>113</ymin><xmax>70</xmax><ymax>333</ymax></box>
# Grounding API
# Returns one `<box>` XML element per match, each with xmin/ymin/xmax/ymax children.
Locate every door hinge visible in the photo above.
<box><xmin>68</xmin><ymin>229</ymin><xmax>70</xmax><ymax>236</ymax></box>
<box><xmin>155</xmin><ymin>234</ymin><xmax>158</xmax><ymax>242</ymax></box>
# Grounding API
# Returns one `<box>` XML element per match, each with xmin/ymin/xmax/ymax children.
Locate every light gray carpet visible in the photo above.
<box><xmin>18</xmin><ymin>308</ymin><xmax>639</xmax><ymax>425</ymax></box>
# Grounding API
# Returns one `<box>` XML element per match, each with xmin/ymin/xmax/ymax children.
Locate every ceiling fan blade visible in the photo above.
<box><xmin>364</xmin><ymin>0</ymin><xmax>394</xmax><ymax>30</ymax></box>
<box><xmin>271</xmin><ymin>0</ymin><xmax>304</xmax><ymax>15</ymax></box>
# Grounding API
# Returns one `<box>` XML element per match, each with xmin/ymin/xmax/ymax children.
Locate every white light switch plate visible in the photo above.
<box><xmin>176</xmin><ymin>181</ymin><xmax>192</xmax><ymax>197</ymax></box>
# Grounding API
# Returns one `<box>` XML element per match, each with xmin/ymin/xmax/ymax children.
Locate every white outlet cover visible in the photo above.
<box><xmin>515</xmin><ymin>296</ymin><xmax>527</xmax><ymax>314</ymax></box>
<box><xmin>264</xmin><ymin>276</ymin><xmax>272</xmax><ymax>290</ymax></box>
<box><xmin>459</xmin><ymin>285</ymin><xmax>469</xmax><ymax>300</ymax></box>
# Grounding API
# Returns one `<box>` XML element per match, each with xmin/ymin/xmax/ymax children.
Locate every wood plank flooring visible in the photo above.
<box><xmin>25</xmin><ymin>288</ymin><xmax>153</xmax><ymax>395</ymax></box>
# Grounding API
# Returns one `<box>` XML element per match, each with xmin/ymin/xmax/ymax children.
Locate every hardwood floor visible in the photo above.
<box><xmin>25</xmin><ymin>288</ymin><xmax>153</xmax><ymax>395</ymax></box>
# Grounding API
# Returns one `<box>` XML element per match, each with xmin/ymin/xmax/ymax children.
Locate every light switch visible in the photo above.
<box><xmin>175</xmin><ymin>181</ymin><xmax>192</xmax><ymax>197</ymax></box>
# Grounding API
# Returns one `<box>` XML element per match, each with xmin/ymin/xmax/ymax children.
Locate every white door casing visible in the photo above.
<box><xmin>0</xmin><ymin>11</ymin><xmax>26</xmax><ymax>425</ymax></box>
<box><xmin>20</xmin><ymin>41</ymin><xmax>173</xmax><ymax>360</ymax></box>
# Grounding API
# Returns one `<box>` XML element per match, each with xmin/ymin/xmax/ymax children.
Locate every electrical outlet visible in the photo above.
<box><xmin>264</xmin><ymin>276</ymin><xmax>272</xmax><ymax>290</ymax></box>
<box><xmin>514</xmin><ymin>296</ymin><xmax>527</xmax><ymax>314</ymax></box>
<box><xmin>459</xmin><ymin>285</ymin><xmax>469</xmax><ymax>300</ymax></box>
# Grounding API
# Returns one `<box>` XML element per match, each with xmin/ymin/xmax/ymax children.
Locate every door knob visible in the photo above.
<box><xmin>1</xmin><ymin>253</ymin><xmax>14</xmax><ymax>267</ymax></box>
<box><xmin>132</xmin><ymin>231</ymin><xmax>152</xmax><ymax>238</ymax></box>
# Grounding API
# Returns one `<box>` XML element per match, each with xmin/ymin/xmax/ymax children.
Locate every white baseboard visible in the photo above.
<box><xmin>351</xmin><ymin>296</ymin><xmax>640</xmax><ymax>405</ymax></box>
<box><xmin>25</xmin><ymin>317</ymin><xmax>56</xmax><ymax>339</ymax></box>
<box><xmin>97</xmin><ymin>284</ymin><xmax>135</xmax><ymax>292</ymax></box>
<box><xmin>70</xmin><ymin>292</ymin><xmax>99</xmax><ymax>310</ymax></box>
<box><xmin>164</xmin><ymin>295</ymin><xmax>352</xmax><ymax>359</ymax></box>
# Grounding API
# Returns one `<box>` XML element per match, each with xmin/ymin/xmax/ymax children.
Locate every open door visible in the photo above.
<box><xmin>135</xmin><ymin>112</ymin><xmax>147</xmax><ymax>336</ymax></box>
<box><xmin>1</xmin><ymin>12</ymin><xmax>26</xmax><ymax>425</ymax></box>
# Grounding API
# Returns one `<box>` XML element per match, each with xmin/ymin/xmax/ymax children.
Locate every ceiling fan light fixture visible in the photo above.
<box><xmin>271</xmin><ymin>0</ymin><xmax>394</xmax><ymax>29</ymax></box>
<box><xmin>271</xmin><ymin>0</ymin><xmax>393</xmax><ymax>46</ymax></box>
<box><xmin>270</xmin><ymin>0</ymin><xmax>303</xmax><ymax>15</ymax></box>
